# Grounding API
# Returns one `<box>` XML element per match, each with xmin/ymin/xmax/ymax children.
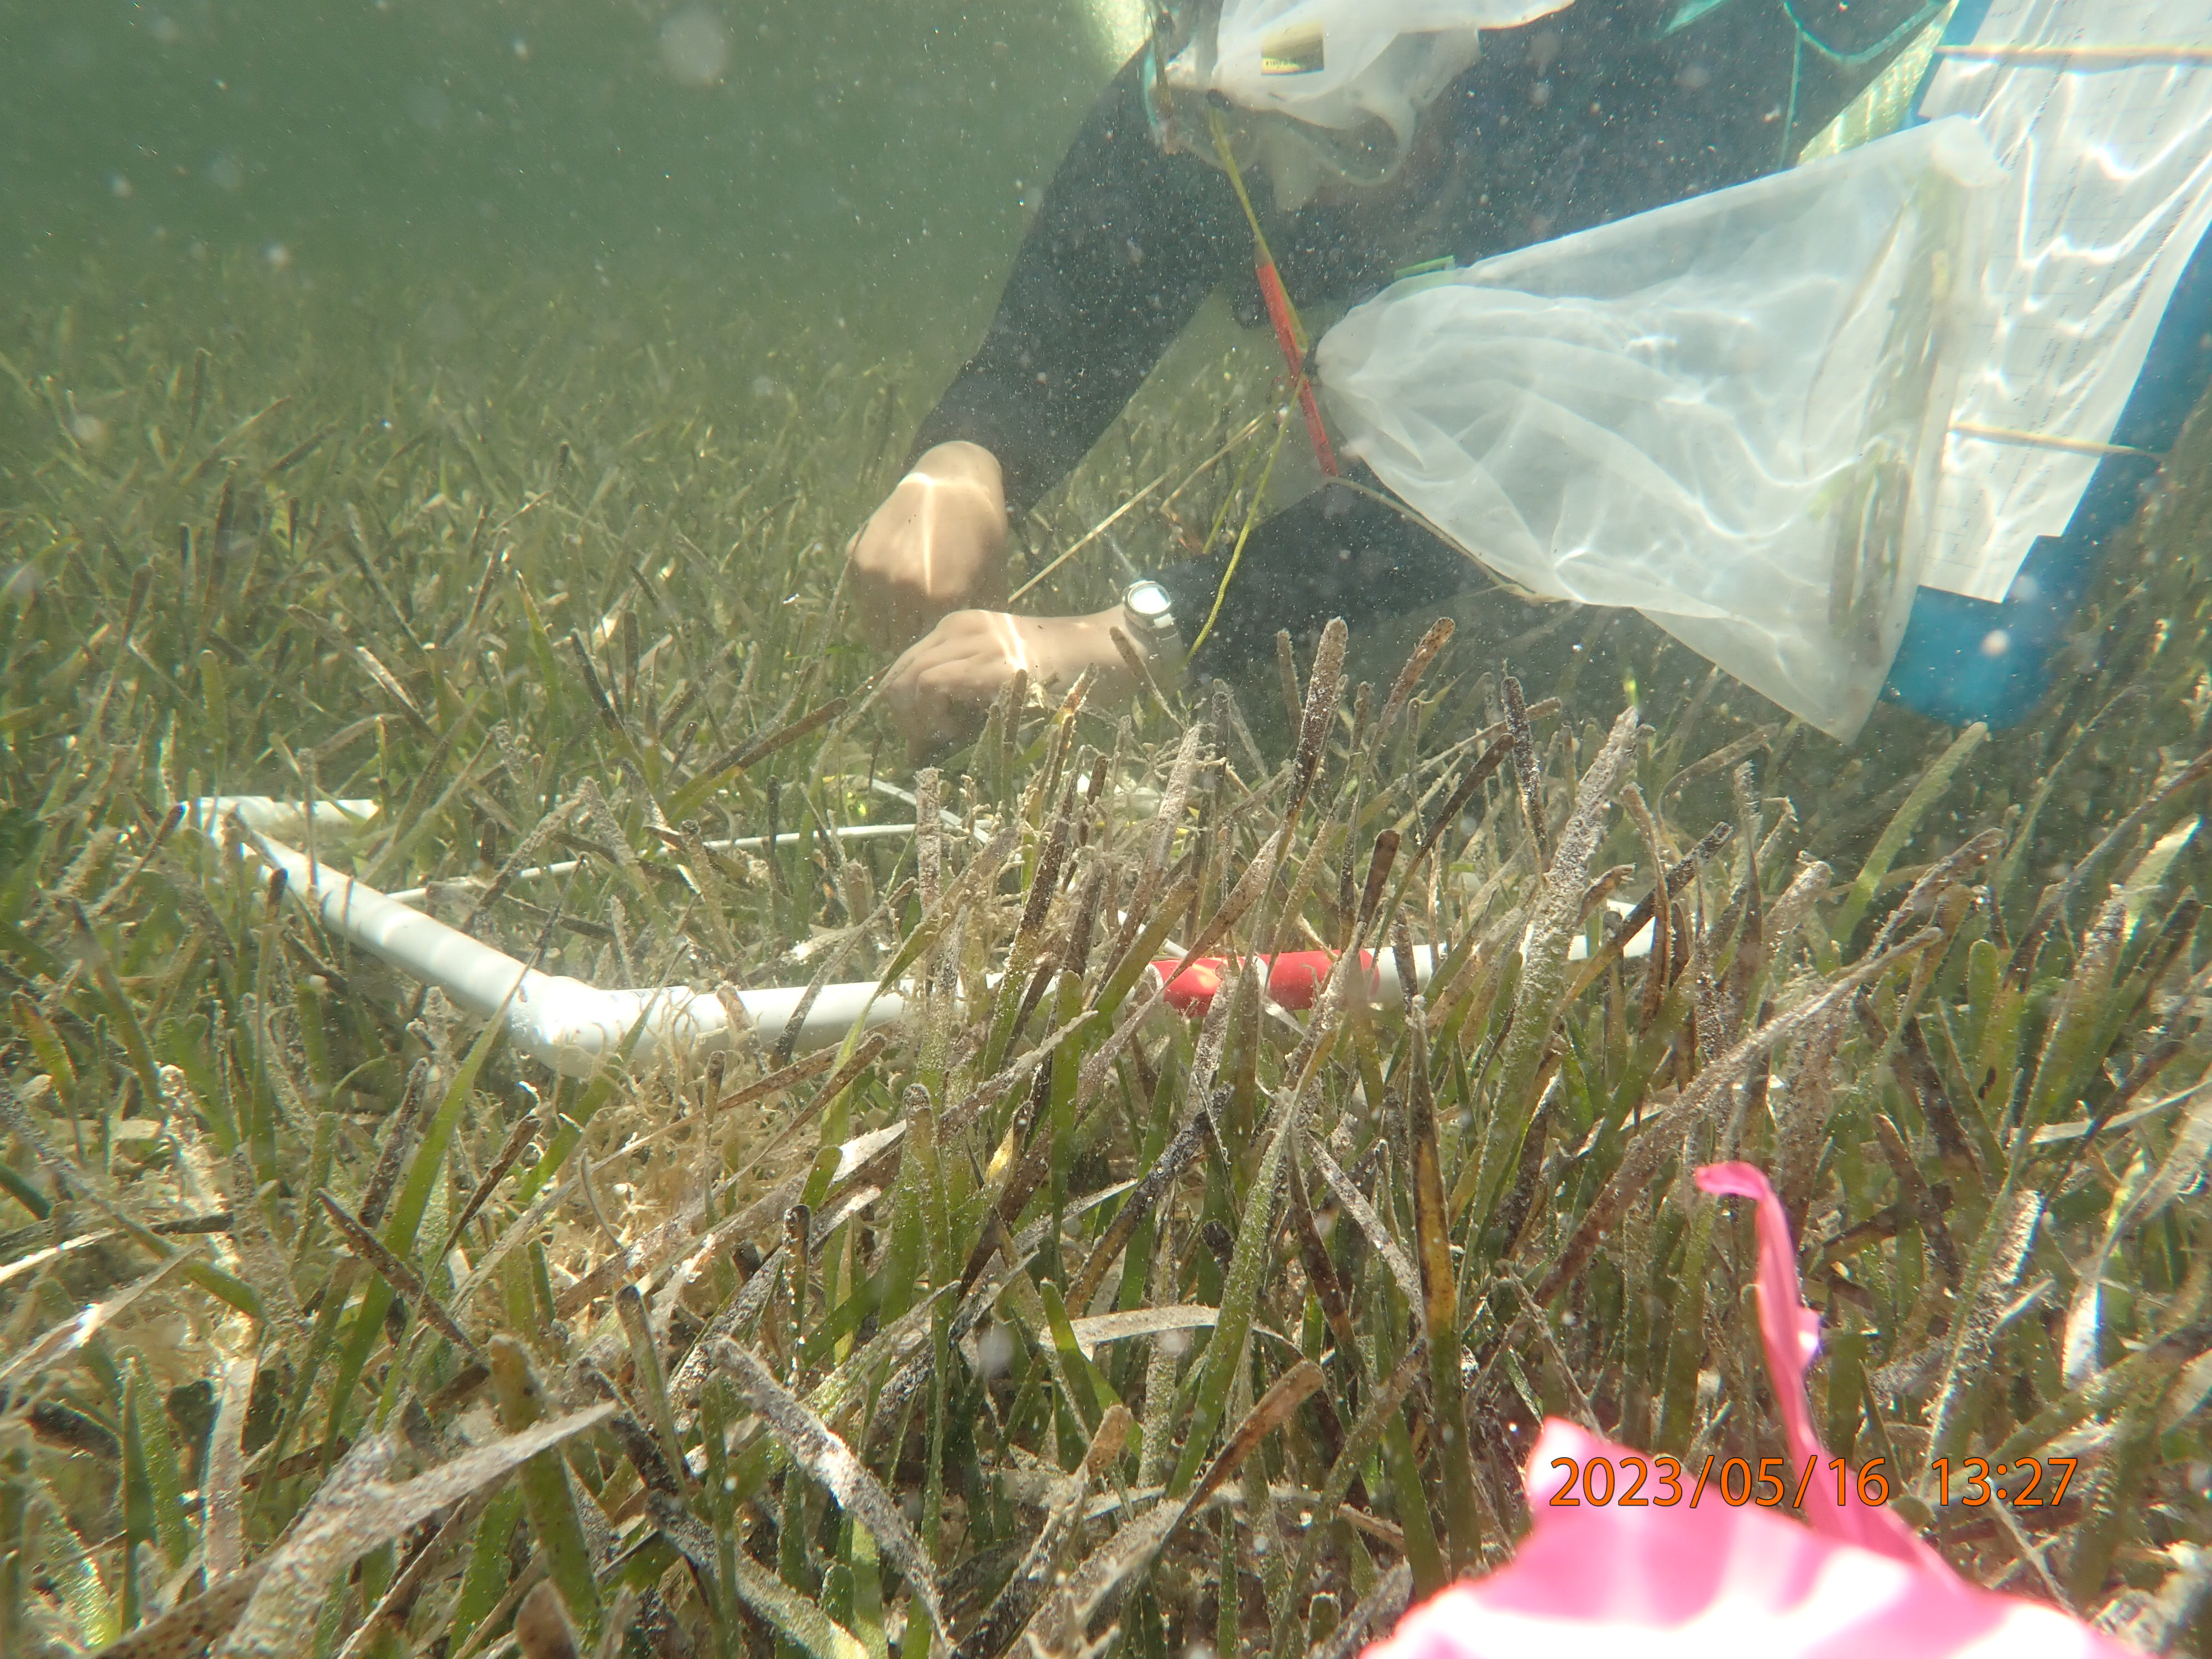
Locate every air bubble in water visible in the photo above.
<box><xmin>660</xmin><ymin>8</ymin><xmax>731</xmax><ymax>88</ymax></box>
<box><xmin>405</xmin><ymin>83</ymin><xmax>452</xmax><ymax>134</ymax></box>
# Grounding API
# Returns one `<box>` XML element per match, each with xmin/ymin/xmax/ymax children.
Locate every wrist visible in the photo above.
<box><xmin>1046</xmin><ymin>608</ymin><xmax>1140</xmax><ymax>703</ymax></box>
<box><xmin>1118</xmin><ymin>579</ymin><xmax>1186</xmax><ymax>690</ymax></box>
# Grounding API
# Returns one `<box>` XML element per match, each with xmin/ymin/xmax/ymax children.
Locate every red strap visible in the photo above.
<box><xmin>1255</xmin><ymin>259</ymin><xmax>1340</xmax><ymax>477</ymax></box>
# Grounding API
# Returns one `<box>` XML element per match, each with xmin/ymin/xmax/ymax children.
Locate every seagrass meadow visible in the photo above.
<box><xmin>3</xmin><ymin>256</ymin><xmax>2212</xmax><ymax>1659</ymax></box>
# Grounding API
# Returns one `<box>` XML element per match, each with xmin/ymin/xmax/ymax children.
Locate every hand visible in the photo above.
<box><xmin>846</xmin><ymin>441</ymin><xmax>1010</xmax><ymax>652</ymax></box>
<box><xmin>881</xmin><ymin>607</ymin><xmax>1144</xmax><ymax>750</ymax></box>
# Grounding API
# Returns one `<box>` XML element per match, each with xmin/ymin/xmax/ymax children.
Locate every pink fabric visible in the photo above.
<box><xmin>1691</xmin><ymin>1161</ymin><xmax>1945</xmax><ymax>1569</ymax></box>
<box><xmin>1357</xmin><ymin>1161</ymin><xmax>2137</xmax><ymax>1659</ymax></box>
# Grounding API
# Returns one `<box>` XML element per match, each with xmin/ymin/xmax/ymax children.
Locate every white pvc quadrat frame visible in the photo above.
<box><xmin>182</xmin><ymin>796</ymin><xmax>1648</xmax><ymax>1081</ymax></box>
<box><xmin>184</xmin><ymin>797</ymin><xmax>910</xmax><ymax>1078</ymax></box>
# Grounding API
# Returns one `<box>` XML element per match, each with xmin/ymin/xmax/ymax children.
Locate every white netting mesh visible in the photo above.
<box><xmin>1164</xmin><ymin>1</ymin><xmax>1571</xmax><ymax>142</ymax></box>
<box><xmin>1318</xmin><ymin>119</ymin><xmax>2000</xmax><ymax>738</ymax></box>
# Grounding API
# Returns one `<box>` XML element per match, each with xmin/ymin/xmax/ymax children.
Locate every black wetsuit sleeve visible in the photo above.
<box><xmin>1152</xmin><ymin>472</ymin><xmax>1474</xmax><ymax>679</ymax></box>
<box><xmin>907</xmin><ymin>58</ymin><xmax>1245</xmax><ymax>515</ymax></box>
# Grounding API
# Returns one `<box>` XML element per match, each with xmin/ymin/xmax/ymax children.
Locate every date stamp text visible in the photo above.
<box><xmin>1541</xmin><ymin>1454</ymin><xmax>2079</xmax><ymax>1510</ymax></box>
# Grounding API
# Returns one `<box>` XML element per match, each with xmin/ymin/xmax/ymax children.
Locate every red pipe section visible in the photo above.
<box><xmin>1151</xmin><ymin>950</ymin><xmax>1377</xmax><ymax>1016</ymax></box>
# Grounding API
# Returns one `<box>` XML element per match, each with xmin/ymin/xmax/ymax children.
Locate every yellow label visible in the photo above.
<box><xmin>1260</xmin><ymin>24</ymin><xmax>1324</xmax><ymax>75</ymax></box>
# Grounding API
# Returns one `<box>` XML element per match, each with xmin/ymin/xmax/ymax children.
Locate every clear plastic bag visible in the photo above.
<box><xmin>1166</xmin><ymin>1</ymin><xmax>1573</xmax><ymax>143</ymax></box>
<box><xmin>1316</xmin><ymin>118</ymin><xmax>2000</xmax><ymax>739</ymax></box>
<box><xmin>1914</xmin><ymin>1</ymin><xmax>2212</xmax><ymax>603</ymax></box>
<box><xmin>1157</xmin><ymin>1</ymin><xmax>1573</xmax><ymax>207</ymax></box>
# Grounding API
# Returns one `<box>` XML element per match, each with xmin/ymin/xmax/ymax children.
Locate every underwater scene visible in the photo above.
<box><xmin>4</xmin><ymin>2</ymin><xmax>2212</xmax><ymax>1656</ymax></box>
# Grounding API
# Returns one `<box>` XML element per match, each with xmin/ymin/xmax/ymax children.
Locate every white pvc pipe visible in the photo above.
<box><xmin>182</xmin><ymin>798</ymin><xmax>1651</xmax><ymax>1081</ymax></box>
<box><xmin>185</xmin><ymin>796</ymin><xmax>383</xmax><ymax>838</ymax></box>
<box><xmin>187</xmin><ymin>809</ymin><xmax>902</xmax><ymax>1077</ymax></box>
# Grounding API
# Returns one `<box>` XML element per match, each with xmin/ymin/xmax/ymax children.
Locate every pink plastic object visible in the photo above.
<box><xmin>1691</xmin><ymin>1161</ymin><xmax>1949</xmax><ymax>1570</ymax></box>
<box><xmin>1360</xmin><ymin>1161</ymin><xmax>2136</xmax><ymax>1659</ymax></box>
<box><xmin>1153</xmin><ymin>950</ymin><xmax>1374</xmax><ymax>1016</ymax></box>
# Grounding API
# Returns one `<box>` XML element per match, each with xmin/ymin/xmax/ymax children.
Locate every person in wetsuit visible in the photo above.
<box><xmin>847</xmin><ymin>0</ymin><xmax>1952</xmax><ymax>746</ymax></box>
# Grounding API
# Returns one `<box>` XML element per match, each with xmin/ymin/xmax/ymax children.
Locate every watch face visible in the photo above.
<box><xmin>1127</xmin><ymin>581</ymin><xmax>1172</xmax><ymax>622</ymax></box>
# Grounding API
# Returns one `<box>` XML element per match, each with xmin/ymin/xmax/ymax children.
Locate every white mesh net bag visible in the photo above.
<box><xmin>1316</xmin><ymin>117</ymin><xmax>2001</xmax><ymax>739</ymax></box>
<box><xmin>1162</xmin><ymin>1</ymin><xmax>1573</xmax><ymax>144</ymax></box>
<box><xmin>1153</xmin><ymin>1</ymin><xmax>1575</xmax><ymax>205</ymax></box>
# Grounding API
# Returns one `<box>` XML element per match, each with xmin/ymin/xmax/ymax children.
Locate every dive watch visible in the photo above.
<box><xmin>1121</xmin><ymin>578</ymin><xmax>1186</xmax><ymax>689</ymax></box>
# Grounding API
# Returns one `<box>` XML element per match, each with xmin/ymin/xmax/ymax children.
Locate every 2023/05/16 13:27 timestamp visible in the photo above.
<box><xmin>1542</xmin><ymin>1454</ymin><xmax>2081</xmax><ymax>1509</ymax></box>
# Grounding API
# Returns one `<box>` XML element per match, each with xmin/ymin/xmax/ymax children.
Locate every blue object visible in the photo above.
<box><xmin>1882</xmin><ymin>0</ymin><xmax>2212</xmax><ymax>727</ymax></box>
